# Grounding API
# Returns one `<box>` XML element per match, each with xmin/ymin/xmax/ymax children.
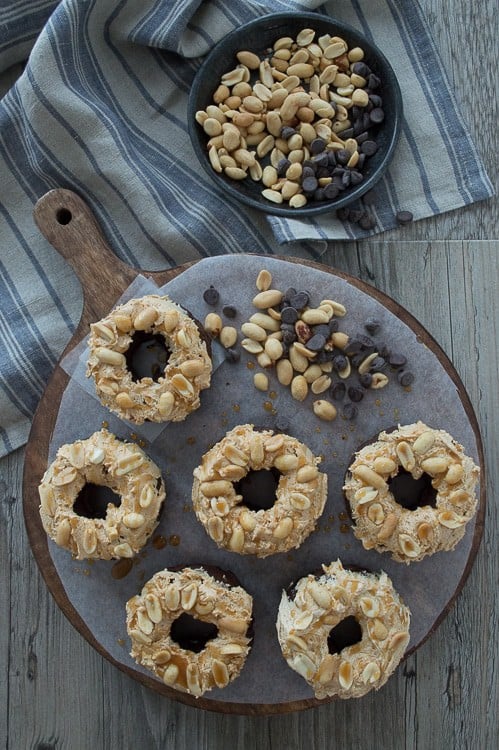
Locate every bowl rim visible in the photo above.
<box><xmin>187</xmin><ymin>11</ymin><xmax>403</xmax><ymax>218</ymax></box>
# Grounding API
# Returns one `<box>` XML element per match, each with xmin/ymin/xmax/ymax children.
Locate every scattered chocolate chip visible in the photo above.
<box><xmin>336</xmin><ymin>149</ymin><xmax>350</xmax><ymax>165</ymax></box>
<box><xmin>313</xmin><ymin>188</ymin><xmax>326</xmax><ymax>202</ymax></box>
<box><xmin>302</xmin><ymin>175</ymin><xmax>318</xmax><ymax>193</ymax></box>
<box><xmin>364</xmin><ymin>316</ymin><xmax>381</xmax><ymax>334</ymax></box>
<box><xmin>282</xmin><ymin>287</ymin><xmax>297</xmax><ymax>304</ymax></box>
<box><xmin>368</xmin><ymin>73</ymin><xmax>381</xmax><ymax>90</ymax></box>
<box><xmin>350</xmin><ymin>171</ymin><xmax>364</xmax><ymax>186</ymax></box>
<box><xmin>342</xmin><ymin>402</ymin><xmax>358</xmax><ymax>420</ymax></box>
<box><xmin>397</xmin><ymin>370</ymin><xmax>415</xmax><ymax>386</ymax></box>
<box><xmin>359</xmin><ymin>211</ymin><xmax>377</xmax><ymax>230</ymax></box>
<box><xmin>203</xmin><ymin>286</ymin><xmax>219</xmax><ymax>306</ymax></box>
<box><xmin>222</xmin><ymin>304</ymin><xmax>237</xmax><ymax>318</ymax></box>
<box><xmin>388</xmin><ymin>352</ymin><xmax>407</xmax><ymax>368</ymax></box>
<box><xmin>352</xmin><ymin>62</ymin><xmax>371</xmax><ymax>78</ymax></box>
<box><xmin>369</xmin><ymin>107</ymin><xmax>385</xmax><ymax>124</ymax></box>
<box><xmin>324</xmin><ymin>183</ymin><xmax>339</xmax><ymax>200</ymax></box>
<box><xmin>330</xmin><ymin>381</ymin><xmax>346</xmax><ymax>401</ymax></box>
<box><xmin>360</xmin><ymin>140</ymin><xmax>378</xmax><ymax>156</ymax></box>
<box><xmin>336</xmin><ymin>207</ymin><xmax>350</xmax><ymax>222</ymax></box>
<box><xmin>328</xmin><ymin>318</ymin><xmax>339</xmax><ymax>333</ymax></box>
<box><xmin>358</xmin><ymin>372</ymin><xmax>373</xmax><ymax>388</ymax></box>
<box><xmin>280</xmin><ymin>126</ymin><xmax>296</xmax><ymax>140</ymax></box>
<box><xmin>396</xmin><ymin>210</ymin><xmax>414</xmax><ymax>225</ymax></box>
<box><xmin>332</xmin><ymin>353</ymin><xmax>348</xmax><ymax>372</ymax></box>
<box><xmin>277</xmin><ymin>158</ymin><xmax>291</xmax><ymax>177</ymax></box>
<box><xmin>347</xmin><ymin>208</ymin><xmax>364</xmax><ymax>224</ymax></box>
<box><xmin>348</xmin><ymin>386</ymin><xmax>365</xmax><ymax>402</ymax></box>
<box><xmin>225</xmin><ymin>347</ymin><xmax>240</xmax><ymax>363</ymax></box>
<box><xmin>370</xmin><ymin>356</ymin><xmax>387</xmax><ymax>371</ymax></box>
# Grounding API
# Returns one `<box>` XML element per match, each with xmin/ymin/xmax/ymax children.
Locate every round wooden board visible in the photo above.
<box><xmin>23</xmin><ymin>189</ymin><xmax>485</xmax><ymax>714</ymax></box>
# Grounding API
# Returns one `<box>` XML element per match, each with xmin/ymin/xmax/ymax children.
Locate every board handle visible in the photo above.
<box><xmin>33</xmin><ymin>189</ymin><xmax>137</xmax><ymax>321</ymax></box>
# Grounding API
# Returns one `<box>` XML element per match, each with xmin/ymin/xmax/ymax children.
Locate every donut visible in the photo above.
<box><xmin>276</xmin><ymin>560</ymin><xmax>411</xmax><ymax>699</ymax></box>
<box><xmin>191</xmin><ymin>423</ymin><xmax>327</xmax><ymax>557</ymax></box>
<box><xmin>126</xmin><ymin>566</ymin><xmax>253</xmax><ymax>697</ymax></box>
<box><xmin>38</xmin><ymin>429</ymin><xmax>165</xmax><ymax>560</ymax></box>
<box><xmin>86</xmin><ymin>294</ymin><xmax>212</xmax><ymax>424</ymax></box>
<box><xmin>343</xmin><ymin>422</ymin><xmax>480</xmax><ymax>563</ymax></box>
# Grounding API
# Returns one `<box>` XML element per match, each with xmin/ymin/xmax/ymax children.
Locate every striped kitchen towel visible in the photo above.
<box><xmin>0</xmin><ymin>0</ymin><xmax>493</xmax><ymax>456</ymax></box>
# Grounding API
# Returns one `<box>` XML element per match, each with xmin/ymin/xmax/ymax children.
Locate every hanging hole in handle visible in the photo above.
<box><xmin>56</xmin><ymin>208</ymin><xmax>72</xmax><ymax>225</ymax></box>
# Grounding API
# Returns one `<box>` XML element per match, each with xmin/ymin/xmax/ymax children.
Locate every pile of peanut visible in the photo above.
<box><xmin>195</xmin><ymin>28</ymin><xmax>379</xmax><ymax>207</ymax></box>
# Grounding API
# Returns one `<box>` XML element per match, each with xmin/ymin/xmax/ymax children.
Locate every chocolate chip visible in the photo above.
<box><xmin>313</xmin><ymin>188</ymin><xmax>326</xmax><ymax>201</ymax></box>
<box><xmin>324</xmin><ymin>183</ymin><xmax>339</xmax><ymax>200</ymax></box>
<box><xmin>312</xmin><ymin>324</ymin><xmax>330</xmax><ymax>338</ymax></box>
<box><xmin>332</xmin><ymin>354</ymin><xmax>348</xmax><ymax>372</ymax></box>
<box><xmin>368</xmin><ymin>73</ymin><xmax>381</xmax><ymax>90</ymax></box>
<box><xmin>348</xmin><ymin>386</ymin><xmax>365</xmax><ymax>402</ymax></box>
<box><xmin>306</xmin><ymin>334</ymin><xmax>327</xmax><ymax>352</ymax></box>
<box><xmin>280</xmin><ymin>126</ymin><xmax>296</xmax><ymax>140</ymax></box>
<box><xmin>327</xmin><ymin>151</ymin><xmax>337</xmax><ymax>167</ymax></box>
<box><xmin>282</xmin><ymin>287</ymin><xmax>297</xmax><ymax>304</ymax></box>
<box><xmin>388</xmin><ymin>352</ymin><xmax>407</xmax><ymax>368</ymax></box>
<box><xmin>330</xmin><ymin>381</ymin><xmax>346</xmax><ymax>401</ymax></box>
<box><xmin>336</xmin><ymin>207</ymin><xmax>350</xmax><ymax>221</ymax></box>
<box><xmin>396</xmin><ymin>210</ymin><xmax>414</xmax><ymax>225</ymax></box>
<box><xmin>359</xmin><ymin>212</ymin><xmax>377</xmax><ymax>230</ymax></box>
<box><xmin>369</xmin><ymin>107</ymin><xmax>385</xmax><ymax>124</ymax></box>
<box><xmin>328</xmin><ymin>318</ymin><xmax>339</xmax><ymax>333</ymax></box>
<box><xmin>358</xmin><ymin>372</ymin><xmax>373</xmax><ymax>388</ymax></box>
<box><xmin>397</xmin><ymin>370</ymin><xmax>415</xmax><ymax>386</ymax></box>
<box><xmin>352</xmin><ymin>62</ymin><xmax>371</xmax><ymax>78</ymax></box>
<box><xmin>342</xmin><ymin>402</ymin><xmax>358</xmax><ymax>420</ymax></box>
<box><xmin>341</xmin><ymin>171</ymin><xmax>351</xmax><ymax>188</ymax></box>
<box><xmin>222</xmin><ymin>305</ymin><xmax>237</xmax><ymax>318</ymax></box>
<box><xmin>347</xmin><ymin>208</ymin><xmax>364</xmax><ymax>224</ymax></box>
<box><xmin>361</xmin><ymin>189</ymin><xmax>377</xmax><ymax>206</ymax></box>
<box><xmin>370</xmin><ymin>356</ymin><xmax>387</xmax><ymax>371</ymax></box>
<box><xmin>203</xmin><ymin>286</ymin><xmax>219</xmax><ymax>306</ymax></box>
<box><xmin>361</xmin><ymin>140</ymin><xmax>378</xmax><ymax>156</ymax></box>
<box><xmin>302</xmin><ymin>176</ymin><xmax>318</xmax><ymax>193</ymax></box>
<box><xmin>280</xmin><ymin>306</ymin><xmax>299</xmax><ymax>324</ymax></box>
<box><xmin>369</xmin><ymin>94</ymin><xmax>383</xmax><ymax>108</ymax></box>
<box><xmin>225</xmin><ymin>347</ymin><xmax>240</xmax><ymax>363</ymax></box>
<box><xmin>313</xmin><ymin>152</ymin><xmax>329</xmax><ymax>169</ymax></box>
<box><xmin>282</xmin><ymin>329</ymin><xmax>296</xmax><ymax>345</ymax></box>
<box><xmin>277</xmin><ymin>158</ymin><xmax>291</xmax><ymax>177</ymax></box>
<box><xmin>350</xmin><ymin>171</ymin><xmax>364</xmax><ymax>186</ymax></box>
<box><xmin>336</xmin><ymin>149</ymin><xmax>350</xmax><ymax>165</ymax></box>
<box><xmin>364</xmin><ymin>316</ymin><xmax>381</xmax><ymax>334</ymax></box>
<box><xmin>289</xmin><ymin>291</ymin><xmax>310</xmax><ymax>310</ymax></box>
<box><xmin>310</xmin><ymin>138</ymin><xmax>326</xmax><ymax>154</ymax></box>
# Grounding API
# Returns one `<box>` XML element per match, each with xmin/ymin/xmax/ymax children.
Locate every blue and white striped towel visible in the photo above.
<box><xmin>0</xmin><ymin>0</ymin><xmax>493</xmax><ymax>457</ymax></box>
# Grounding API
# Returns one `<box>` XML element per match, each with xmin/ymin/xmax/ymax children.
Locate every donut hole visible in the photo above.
<box><xmin>388</xmin><ymin>469</ymin><xmax>437</xmax><ymax>511</ymax></box>
<box><xmin>234</xmin><ymin>467</ymin><xmax>281</xmax><ymax>511</ymax></box>
<box><xmin>125</xmin><ymin>331</ymin><xmax>170</xmax><ymax>382</ymax></box>
<box><xmin>170</xmin><ymin>613</ymin><xmax>218</xmax><ymax>653</ymax></box>
<box><xmin>327</xmin><ymin>616</ymin><xmax>362</xmax><ymax>655</ymax></box>
<box><xmin>73</xmin><ymin>482</ymin><xmax>121</xmax><ymax>520</ymax></box>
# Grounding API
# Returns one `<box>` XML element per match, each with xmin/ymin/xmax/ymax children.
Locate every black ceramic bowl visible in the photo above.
<box><xmin>188</xmin><ymin>12</ymin><xmax>402</xmax><ymax>217</ymax></box>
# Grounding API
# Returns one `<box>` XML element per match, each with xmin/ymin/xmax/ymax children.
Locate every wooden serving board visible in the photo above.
<box><xmin>23</xmin><ymin>189</ymin><xmax>485</xmax><ymax>714</ymax></box>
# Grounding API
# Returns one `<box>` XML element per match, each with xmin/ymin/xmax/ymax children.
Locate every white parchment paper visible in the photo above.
<box><xmin>47</xmin><ymin>255</ymin><xmax>480</xmax><ymax>705</ymax></box>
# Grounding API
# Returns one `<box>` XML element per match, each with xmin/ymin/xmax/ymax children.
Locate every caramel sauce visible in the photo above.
<box><xmin>232</xmin><ymin>404</ymin><xmax>240</xmax><ymax>412</ymax></box>
<box><xmin>340</xmin><ymin>523</ymin><xmax>350</xmax><ymax>534</ymax></box>
<box><xmin>169</xmin><ymin>534</ymin><xmax>181</xmax><ymax>547</ymax></box>
<box><xmin>338</xmin><ymin>511</ymin><xmax>348</xmax><ymax>521</ymax></box>
<box><xmin>246</xmin><ymin>361</ymin><xmax>255</xmax><ymax>370</ymax></box>
<box><xmin>186</xmin><ymin>436</ymin><xmax>196</xmax><ymax>445</ymax></box>
<box><xmin>111</xmin><ymin>558</ymin><xmax>133</xmax><ymax>579</ymax></box>
<box><xmin>152</xmin><ymin>535</ymin><xmax>167</xmax><ymax>550</ymax></box>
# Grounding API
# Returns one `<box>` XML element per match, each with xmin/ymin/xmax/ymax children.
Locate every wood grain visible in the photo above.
<box><xmin>1</xmin><ymin>0</ymin><xmax>498</xmax><ymax>744</ymax></box>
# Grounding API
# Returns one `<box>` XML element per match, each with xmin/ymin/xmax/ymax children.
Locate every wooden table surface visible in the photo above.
<box><xmin>1</xmin><ymin>1</ymin><xmax>497</xmax><ymax>747</ymax></box>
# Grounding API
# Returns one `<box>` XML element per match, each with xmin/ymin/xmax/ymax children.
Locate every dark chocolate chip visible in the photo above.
<box><xmin>348</xmin><ymin>386</ymin><xmax>365</xmax><ymax>402</ymax></box>
<box><xmin>336</xmin><ymin>207</ymin><xmax>350</xmax><ymax>221</ymax></box>
<box><xmin>302</xmin><ymin>176</ymin><xmax>318</xmax><ymax>193</ymax></box>
<box><xmin>310</xmin><ymin>137</ymin><xmax>326</xmax><ymax>154</ymax></box>
<box><xmin>330</xmin><ymin>381</ymin><xmax>346</xmax><ymax>401</ymax></box>
<box><xmin>302</xmin><ymin>166</ymin><xmax>315</xmax><ymax>180</ymax></box>
<box><xmin>336</xmin><ymin>149</ymin><xmax>350</xmax><ymax>166</ymax></box>
<box><xmin>368</xmin><ymin>73</ymin><xmax>381</xmax><ymax>90</ymax></box>
<box><xmin>280</xmin><ymin>126</ymin><xmax>296</xmax><ymax>140</ymax></box>
<box><xmin>283</xmin><ymin>287</ymin><xmax>297</xmax><ymax>303</ymax></box>
<box><xmin>306</xmin><ymin>333</ymin><xmax>327</xmax><ymax>352</ymax></box>
<box><xmin>280</xmin><ymin>306</ymin><xmax>299</xmax><ymax>324</ymax></box>
<box><xmin>341</xmin><ymin>171</ymin><xmax>351</xmax><ymax>188</ymax></box>
<box><xmin>225</xmin><ymin>347</ymin><xmax>240</xmax><ymax>363</ymax></box>
<box><xmin>369</xmin><ymin>94</ymin><xmax>383</xmax><ymax>108</ymax></box>
<box><xmin>203</xmin><ymin>286</ymin><xmax>219</xmax><ymax>306</ymax></box>
<box><xmin>313</xmin><ymin>152</ymin><xmax>329</xmax><ymax>168</ymax></box>
<box><xmin>289</xmin><ymin>291</ymin><xmax>310</xmax><ymax>310</ymax></box>
<box><xmin>282</xmin><ymin>329</ymin><xmax>297</xmax><ymax>345</ymax></box>
<box><xmin>313</xmin><ymin>188</ymin><xmax>326</xmax><ymax>202</ymax></box>
<box><xmin>350</xmin><ymin>171</ymin><xmax>364</xmax><ymax>186</ymax></box>
<box><xmin>358</xmin><ymin>372</ymin><xmax>373</xmax><ymax>388</ymax></box>
<box><xmin>364</xmin><ymin>316</ymin><xmax>381</xmax><ymax>334</ymax></box>
<box><xmin>342</xmin><ymin>402</ymin><xmax>358</xmax><ymax>420</ymax></box>
<box><xmin>328</xmin><ymin>318</ymin><xmax>339</xmax><ymax>333</ymax></box>
<box><xmin>361</xmin><ymin>189</ymin><xmax>378</xmax><ymax>206</ymax></box>
<box><xmin>370</xmin><ymin>356</ymin><xmax>387</xmax><ymax>371</ymax></box>
<box><xmin>302</xmin><ymin>160</ymin><xmax>317</xmax><ymax>172</ymax></box>
<box><xmin>327</xmin><ymin>151</ymin><xmax>337</xmax><ymax>167</ymax></box>
<box><xmin>396</xmin><ymin>210</ymin><xmax>414</xmax><ymax>225</ymax></box>
<box><xmin>388</xmin><ymin>352</ymin><xmax>407</xmax><ymax>368</ymax></box>
<box><xmin>332</xmin><ymin>353</ymin><xmax>348</xmax><ymax>372</ymax></box>
<box><xmin>359</xmin><ymin>212</ymin><xmax>377</xmax><ymax>230</ymax></box>
<box><xmin>339</xmin><ymin>127</ymin><xmax>354</xmax><ymax>140</ymax></box>
<box><xmin>369</xmin><ymin>107</ymin><xmax>385</xmax><ymax>124</ymax></box>
<box><xmin>352</xmin><ymin>62</ymin><xmax>371</xmax><ymax>78</ymax></box>
<box><xmin>348</xmin><ymin>208</ymin><xmax>364</xmax><ymax>224</ymax></box>
<box><xmin>222</xmin><ymin>304</ymin><xmax>237</xmax><ymax>318</ymax></box>
<box><xmin>277</xmin><ymin>158</ymin><xmax>291</xmax><ymax>177</ymax></box>
<box><xmin>324</xmin><ymin>183</ymin><xmax>339</xmax><ymax>200</ymax></box>
<box><xmin>355</xmin><ymin>131</ymin><xmax>369</xmax><ymax>145</ymax></box>
<box><xmin>397</xmin><ymin>370</ymin><xmax>415</xmax><ymax>386</ymax></box>
<box><xmin>361</xmin><ymin>140</ymin><xmax>379</xmax><ymax>156</ymax></box>
<box><xmin>312</xmin><ymin>324</ymin><xmax>330</xmax><ymax>338</ymax></box>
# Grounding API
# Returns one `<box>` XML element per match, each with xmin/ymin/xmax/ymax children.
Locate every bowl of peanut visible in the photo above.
<box><xmin>188</xmin><ymin>12</ymin><xmax>402</xmax><ymax>217</ymax></box>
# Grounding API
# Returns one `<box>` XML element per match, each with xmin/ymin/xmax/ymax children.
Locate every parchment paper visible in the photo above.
<box><xmin>48</xmin><ymin>255</ymin><xmax>480</xmax><ymax>705</ymax></box>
